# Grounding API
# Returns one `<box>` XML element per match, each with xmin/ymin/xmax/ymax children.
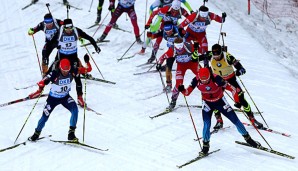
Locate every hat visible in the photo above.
<box><xmin>59</xmin><ymin>59</ymin><xmax>71</xmax><ymax>72</ymax></box>
<box><xmin>44</xmin><ymin>13</ymin><xmax>53</xmax><ymax>23</ymax></box>
<box><xmin>63</xmin><ymin>19</ymin><xmax>73</xmax><ymax>28</ymax></box>
<box><xmin>198</xmin><ymin>68</ymin><xmax>211</xmax><ymax>83</ymax></box>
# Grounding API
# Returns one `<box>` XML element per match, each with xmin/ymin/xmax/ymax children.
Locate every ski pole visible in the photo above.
<box><xmin>224</xmin><ymin>92</ymin><xmax>272</xmax><ymax>149</ymax></box>
<box><xmin>183</xmin><ymin>95</ymin><xmax>202</xmax><ymax>150</ymax></box>
<box><xmin>14</xmin><ymin>89</ymin><xmax>45</xmax><ymax>144</ymax></box>
<box><xmin>92</xmin><ymin>12</ymin><xmax>109</xmax><ymax>37</ymax></box>
<box><xmin>82</xmin><ymin>61</ymin><xmax>88</xmax><ymax>143</ymax></box>
<box><xmin>88</xmin><ymin>0</ymin><xmax>94</xmax><ymax>12</ymax></box>
<box><xmin>45</xmin><ymin>3</ymin><xmax>51</xmax><ymax>14</ymax></box>
<box><xmin>144</xmin><ymin>0</ymin><xmax>148</xmax><ymax>42</ymax></box>
<box><xmin>117</xmin><ymin>30</ymin><xmax>145</xmax><ymax>62</ymax></box>
<box><xmin>203</xmin><ymin>0</ymin><xmax>208</xmax><ymax>6</ymax></box>
<box><xmin>31</xmin><ymin>35</ymin><xmax>42</xmax><ymax>77</ymax></box>
<box><xmin>152</xmin><ymin>42</ymin><xmax>170</xmax><ymax>104</ymax></box>
<box><xmin>217</xmin><ymin>18</ymin><xmax>224</xmax><ymax>44</ymax></box>
<box><xmin>237</xmin><ymin>76</ymin><xmax>269</xmax><ymax>128</ymax></box>
<box><xmin>66</xmin><ymin>4</ymin><xmax>70</xmax><ymax>19</ymax></box>
<box><xmin>83</xmin><ymin>46</ymin><xmax>105</xmax><ymax>80</ymax></box>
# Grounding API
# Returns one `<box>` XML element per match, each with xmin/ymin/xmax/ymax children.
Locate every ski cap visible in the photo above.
<box><xmin>59</xmin><ymin>59</ymin><xmax>71</xmax><ymax>72</ymax></box>
<box><xmin>212</xmin><ymin>44</ymin><xmax>222</xmax><ymax>56</ymax></box>
<box><xmin>63</xmin><ymin>19</ymin><xmax>73</xmax><ymax>28</ymax></box>
<box><xmin>171</xmin><ymin>0</ymin><xmax>181</xmax><ymax>10</ymax></box>
<box><xmin>174</xmin><ymin>37</ymin><xmax>184</xmax><ymax>54</ymax></box>
<box><xmin>199</xmin><ymin>6</ymin><xmax>209</xmax><ymax>18</ymax></box>
<box><xmin>164</xmin><ymin>24</ymin><xmax>173</xmax><ymax>32</ymax></box>
<box><xmin>198</xmin><ymin>68</ymin><xmax>211</xmax><ymax>84</ymax></box>
<box><xmin>44</xmin><ymin>13</ymin><xmax>53</xmax><ymax>23</ymax></box>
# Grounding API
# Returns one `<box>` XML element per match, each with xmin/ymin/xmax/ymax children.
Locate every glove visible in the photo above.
<box><xmin>194</xmin><ymin>42</ymin><xmax>199</xmax><ymax>50</ymax></box>
<box><xmin>84</xmin><ymin>54</ymin><xmax>90</xmax><ymax>63</ymax></box>
<box><xmin>79</xmin><ymin>38</ymin><xmax>85</xmax><ymax>45</ymax></box>
<box><xmin>236</xmin><ymin>68</ymin><xmax>246</xmax><ymax>76</ymax></box>
<box><xmin>191</xmin><ymin>50</ymin><xmax>199</xmax><ymax>62</ymax></box>
<box><xmin>37</xmin><ymin>80</ymin><xmax>45</xmax><ymax>89</ymax></box>
<box><xmin>156</xmin><ymin>63</ymin><xmax>162</xmax><ymax>71</ymax></box>
<box><xmin>222</xmin><ymin>12</ymin><xmax>227</xmax><ymax>23</ymax></box>
<box><xmin>108</xmin><ymin>2</ymin><xmax>115</xmax><ymax>11</ymax></box>
<box><xmin>145</xmin><ymin>24</ymin><xmax>150</xmax><ymax>30</ymax></box>
<box><xmin>178</xmin><ymin>27</ymin><xmax>185</xmax><ymax>37</ymax></box>
<box><xmin>234</xmin><ymin>103</ymin><xmax>241</xmax><ymax>109</ymax></box>
<box><xmin>28</xmin><ymin>28</ymin><xmax>34</xmax><ymax>35</ymax></box>
<box><xmin>95</xmin><ymin>46</ymin><xmax>101</xmax><ymax>53</ymax></box>
<box><xmin>28</xmin><ymin>89</ymin><xmax>42</xmax><ymax>99</ymax></box>
<box><xmin>178</xmin><ymin>85</ymin><xmax>185</xmax><ymax>92</ymax></box>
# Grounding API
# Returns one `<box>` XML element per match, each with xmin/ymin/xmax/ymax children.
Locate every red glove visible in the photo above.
<box><xmin>28</xmin><ymin>89</ymin><xmax>42</xmax><ymax>99</ymax></box>
<box><xmin>37</xmin><ymin>80</ymin><xmax>45</xmax><ymax>89</ymax></box>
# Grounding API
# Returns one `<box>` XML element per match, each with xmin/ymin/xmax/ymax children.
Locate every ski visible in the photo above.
<box><xmin>0</xmin><ymin>135</ymin><xmax>51</xmax><ymax>153</ymax></box>
<box><xmin>140</xmin><ymin>91</ymin><xmax>164</xmax><ymax>100</ymax></box>
<box><xmin>80</xmin><ymin>40</ymin><xmax>110</xmax><ymax>47</ymax></box>
<box><xmin>0</xmin><ymin>94</ymin><xmax>49</xmax><ymax>108</ymax></box>
<box><xmin>178</xmin><ymin>105</ymin><xmax>262</xmax><ymax>114</ymax></box>
<box><xmin>21</xmin><ymin>2</ymin><xmax>35</xmax><ymax>10</ymax></box>
<box><xmin>235</xmin><ymin>141</ymin><xmax>294</xmax><ymax>159</ymax></box>
<box><xmin>87</xmin><ymin>23</ymin><xmax>103</xmax><ymax>29</ymax></box>
<box><xmin>194</xmin><ymin>126</ymin><xmax>231</xmax><ymax>141</ymax></box>
<box><xmin>242</xmin><ymin>122</ymin><xmax>290</xmax><ymax>137</ymax></box>
<box><xmin>80</xmin><ymin>76</ymin><xmax>116</xmax><ymax>84</ymax></box>
<box><xmin>57</xmin><ymin>2</ymin><xmax>82</xmax><ymax>10</ymax></box>
<box><xmin>50</xmin><ymin>139</ymin><xmax>108</xmax><ymax>152</ymax></box>
<box><xmin>177</xmin><ymin>149</ymin><xmax>221</xmax><ymax>168</ymax></box>
<box><xmin>136</xmin><ymin>62</ymin><xmax>155</xmax><ymax>67</ymax></box>
<box><xmin>79</xmin><ymin>105</ymin><xmax>102</xmax><ymax>115</ymax></box>
<box><xmin>15</xmin><ymin>84</ymin><xmax>36</xmax><ymax>90</ymax></box>
<box><xmin>149</xmin><ymin>107</ymin><xmax>178</xmax><ymax>119</ymax></box>
<box><xmin>117</xmin><ymin>52</ymin><xmax>148</xmax><ymax>62</ymax></box>
<box><xmin>102</xmin><ymin>24</ymin><xmax>132</xmax><ymax>33</ymax></box>
<box><xmin>133</xmin><ymin>69</ymin><xmax>170</xmax><ymax>75</ymax></box>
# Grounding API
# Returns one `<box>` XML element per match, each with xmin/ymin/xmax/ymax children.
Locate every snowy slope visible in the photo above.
<box><xmin>0</xmin><ymin>0</ymin><xmax>298</xmax><ymax>170</ymax></box>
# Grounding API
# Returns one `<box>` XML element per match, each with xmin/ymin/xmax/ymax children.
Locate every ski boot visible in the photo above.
<box><xmin>136</xmin><ymin>36</ymin><xmax>143</xmax><ymax>44</ymax></box>
<box><xmin>213</xmin><ymin>118</ymin><xmax>223</xmax><ymax>130</ymax></box>
<box><xmin>249</xmin><ymin>116</ymin><xmax>264</xmax><ymax>129</ymax></box>
<box><xmin>68</xmin><ymin>126</ymin><xmax>78</xmax><ymax>142</ymax></box>
<box><xmin>28</xmin><ymin>130</ymin><xmax>41</xmax><ymax>141</ymax></box>
<box><xmin>243</xmin><ymin>134</ymin><xmax>261</xmax><ymax>148</ymax></box>
<box><xmin>63</xmin><ymin>0</ymin><xmax>69</xmax><ymax>5</ymax></box>
<box><xmin>31</xmin><ymin>0</ymin><xmax>38</xmax><ymax>3</ymax></box>
<box><xmin>147</xmin><ymin>51</ymin><xmax>156</xmax><ymax>63</ymax></box>
<box><xmin>166</xmin><ymin>100</ymin><xmax>176</xmax><ymax>112</ymax></box>
<box><xmin>113</xmin><ymin>23</ymin><xmax>119</xmax><ymax>29</ymax></box>
<box><xmin>199</xmin><ymin>141</ymin><xmax>210</xmax><ymax>156</ymax></box>
<box><xmin>95</xmin><ymin>14</ymin><xmax>101</xmax><ymax>24</ymax></box>
<box><xmin>98</xmin><ymin>33</ymin><xmax>107</xmax><ymax>42</ymax></box>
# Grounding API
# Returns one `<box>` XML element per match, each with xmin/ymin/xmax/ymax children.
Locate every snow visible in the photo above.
<box><xmin>0</xmin><ymin>0</ymin><xmax>298</xmax><ymax>170</ymax></box>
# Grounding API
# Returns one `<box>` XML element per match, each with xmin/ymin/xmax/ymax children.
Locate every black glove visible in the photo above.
<box><xmin>178</xmin><ymin>85</ymin><xmax>185</xmax><ymax>92</ymax></box>
<box><xmin>222</xmin><ymin>12</ymin><xmax>227</xmax><ymax>23</ymax></box>
<box><xmin>194</xmin><ymin>42</ymin><xmax>199</xmax><ymax>50</ymax></box>
<box><xmin>95</xmin><ymin>46</ymin><xmax>101</xmax><ymax>53</ymax></box>
<box><xmin>156</xmin><ymin>64</ymin><xmax>162</xmax><ymax>71</ymax></box>
<box><xmin>84</xmin><ymin>54</ymin><xmax>90</xmax><ymax>63</ymax></box>
<box><xmin>145</xmin><ymin>24</ymin><xmax>150</xmax><ymax>30</ymax></box>
<box><xmin>236</xmin><ymin>68</ymin><xmax>246</xmax><ymax>76</ymax></box>
<box><xmin>234</xmin><ymin>103</ymin><xmax>241</xmax><ymax>109</ymax></box>
<box><xmin>178</xmin><ymin>27</ymin><xmax>185</xmax><ymax>37</ymax></box>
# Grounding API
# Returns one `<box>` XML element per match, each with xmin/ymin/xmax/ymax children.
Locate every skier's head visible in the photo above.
<box><xmin>164</xmin><ymin>22</ymin><xmax>174</xmax><ymax>36</ymax></box>
<box><xmin>44</xmin><ymin>13</ymin><xmax>53</xmax><ymax>28</ymax></box>
<box><xmin>199</xmin><ymin>6</ymin><xmax>209</xmax><ymax>18</ymax></box>
<box><xmin>171</xmin><ymin>0</ymin><xmax>181</xmax><ymax>15</ymax></box>
<box><xmin>63</xmin><ymin>18</ymin><xmax>73</xmax><ymax>34</ymax></box>
<box><xmin>59</xmin><ymin>59</ymin><xmax>71</xmax><ymax>76</ymax></box>
<box><xmin>174</xmin><ymin>37</ymin><xmax>185</xmax><ymax>55</ymax></box>
<box><xmin>212</xmin><ymin>44</ymin><xmax>223</xmax><ymax>60</ymax></box>
<box><xmin>198</xmin><ymin>67</ymin><xmax>211</xmax><ymax>84</ymax></box>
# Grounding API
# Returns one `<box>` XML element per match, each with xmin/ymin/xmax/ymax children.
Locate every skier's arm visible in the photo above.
<box><xmin>77</xmin><ymin>28</ymin><xmax>101</xmax><ymax>53</ymax></box>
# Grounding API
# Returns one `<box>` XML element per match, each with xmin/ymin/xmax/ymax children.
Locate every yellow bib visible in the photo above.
<box><xmin>210</xmin><ymin>52</ymin><xmax>234</xmax><ymax>78</ymax></box>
